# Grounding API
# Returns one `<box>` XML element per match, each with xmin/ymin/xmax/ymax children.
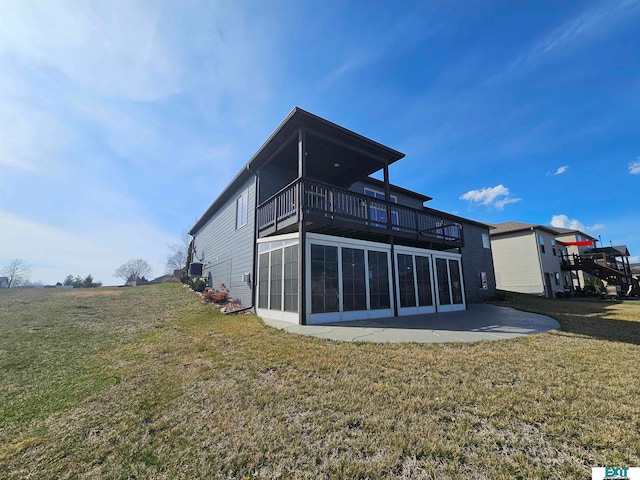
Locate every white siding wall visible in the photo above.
<box><xmin>192</xmin><ymin>177</ymin><xmax>256</xmax><ymax>307</ymax></box>
<box><xmin>490</xmin><ymin>231</ymin><xmax>544</xmax><ymax>294</ymax></box>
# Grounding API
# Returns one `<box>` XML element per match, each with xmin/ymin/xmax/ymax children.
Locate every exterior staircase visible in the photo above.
<box><xmin>561</xmin><ymin>254</ymin><xmax>639</xmax><ymax>296</ymax></box>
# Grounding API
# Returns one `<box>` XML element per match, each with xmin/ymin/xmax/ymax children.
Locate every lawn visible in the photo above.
<box><xmin>0</xmin><ymin>285</ymin><xmax>639</xmax><ymax>479</ymax></box>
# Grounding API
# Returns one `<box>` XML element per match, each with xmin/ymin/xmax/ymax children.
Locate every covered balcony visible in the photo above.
<box><xmin>257</xmin><ymin>178</ymin><xmax>463</xmax><ymax>250</ymax></box>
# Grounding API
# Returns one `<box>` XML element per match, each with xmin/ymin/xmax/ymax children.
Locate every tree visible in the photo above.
<box><xmin>165</xmin><ymin>232</ymin><xmax>191</xmax><ymax>274</ymax></box>
<box><xmin>61</xmin><ymin>273</ymin><xmax>102</xmax><ymax>288</ymax></box>
<box><xmin>1</xmin><ymin>259</ymin><xmax>31</xmax><ymax>287</ymax></box>
<box><xmin>115</xmin><ymin>259</ymin><xmax>152</xmax><ymax>285</ymax></box>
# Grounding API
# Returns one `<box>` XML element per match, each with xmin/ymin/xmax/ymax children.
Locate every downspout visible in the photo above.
<box><xmin>457</xmin><ymin>225</ymin><xmax>467</xmax><ymax>308</ymax></box>
<box><xmin>533</xmin><ymin>228</ymin><xmax>546</xmax><ymax>297</ymax></box>
<box><xmin>247</xmin><ymin>163</ymin><xmax>258</xmax><ymax>312</ymax></box>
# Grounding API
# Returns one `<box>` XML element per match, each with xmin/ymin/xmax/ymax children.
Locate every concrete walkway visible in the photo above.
<box><xmin>262</xmin><ymin>304</ymin><xmax>560</xmax><ymax>343</ymax></box>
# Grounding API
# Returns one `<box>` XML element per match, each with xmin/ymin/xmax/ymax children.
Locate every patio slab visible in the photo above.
<box><xmin>261</xmin><ymin>304</ymin><xmax>560</xmax><ymax>343</ymax></box>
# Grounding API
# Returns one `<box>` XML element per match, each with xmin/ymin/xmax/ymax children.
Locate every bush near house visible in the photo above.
<box><xmin>202</xmin><ymin>283</ymin><xmax>230</xmax><ymax>304</ymax></box>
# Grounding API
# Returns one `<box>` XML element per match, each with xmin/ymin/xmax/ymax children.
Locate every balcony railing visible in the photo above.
<box><xmin>257</xmin><ymin>178</ymin><xmax>463</xmax><ymax>247</ymax></box>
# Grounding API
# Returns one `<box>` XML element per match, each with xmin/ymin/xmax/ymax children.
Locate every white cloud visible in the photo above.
<box><xmin>459</xmin><ymin>184</ymin><xmax>521</xmax><ymax>210</ymax></box>
<box><xmin>551</xmin><ymin>214</ymin><xmax>605</xmax><ymax>232</ymax></box>
<box><xmin>629</xmin><ymin>159</ymin><xmax>640</xmax><ymax>174</ymax></box>
<box><xmin>553</xmin><ymin>165</ymin><xmax>569</xmax><ymax>175</ymax></box>
<box><xmin>629</xmin><ymin>255</ymin><xmax>639</xmax><ymax>263</ymax></box>
<box><xmin>551</xmin><ymin>214</ymin><xmax>586</xmax><ymax>231</ymax></box>
<box><xmin>0</xmin><ymin>210</ymin><xmax>178</xmax><ymax>285</ymax></box>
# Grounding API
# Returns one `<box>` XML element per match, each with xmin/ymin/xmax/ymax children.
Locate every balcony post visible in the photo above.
<box><xmin>383</xmin><ymin>163</ymin><xmax>398</xmax><ymax>317</ymax></box>
<box><xmin>274</xmin><ymin>194</ymin><xmax>278</xmax><ymax>231</ymax></box>
<box><xmin>298</xmin><ymin>128</ymin><xmax>307</xmax><ymax>325</ymax></box>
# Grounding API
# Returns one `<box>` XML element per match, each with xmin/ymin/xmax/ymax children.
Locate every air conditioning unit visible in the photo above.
<box><xmin>188</xmin><ymin>262</ymin><xmax>203</xmax><ymax>277</ymax></box>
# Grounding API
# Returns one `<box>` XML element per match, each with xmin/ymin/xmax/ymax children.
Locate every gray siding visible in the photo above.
<box><xmin>350</xmin><ymin>181</ymin><xmax>425</xmax><ymax>209</ymax></box>
<box><xmin>192</xmin><ymin>176</ymin><xmax>257</xmax><ymax>307</ymax></box>
<box><xmin>460</xmin><ymin>223</ymin><xmax>497</xmax><ymax>303</ymax></box>
<box><xmin>536</xmin><ymin>230</ymin><xmax>564</xmax><ymax>297</ymax></box>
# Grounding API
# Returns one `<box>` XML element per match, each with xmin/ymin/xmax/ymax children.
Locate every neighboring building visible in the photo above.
<box><xmin>551</xmin><ymin>227</ymin><xmax>599</xmax><ymax>289</ymax></box>
<box><xmin>490</xmin><ymin>222</ymin><xmax>569</xmax><ymax>297</ymax></box>
<box><xmin>189</xmin><ymin>107</ymin><xmax>496</xmax><ymax>325</ymax></box>
<box><xmin>0</xmin><ymin>277</ymin><xmax>8</xmax><ymax>288</ymax></box>
<box><xmin>490</xmin><ymin>222</ymin><xmax>637</xmax><ymax>297</ymax></box>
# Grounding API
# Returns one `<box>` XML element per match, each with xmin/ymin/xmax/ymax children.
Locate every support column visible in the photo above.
<box><xmin>298</xmin><ymin>128</ymin><xmax>307</xmax><ymax>325</ymax></box>
<box><xmin>384</xmin><ymin>164</ymin><xmax>398</xmax><ymax>317</ymax></box>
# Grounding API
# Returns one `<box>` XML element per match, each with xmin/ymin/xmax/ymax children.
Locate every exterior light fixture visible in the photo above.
<box><xmin>333</xmin><ymin>162</ymin><xmax>340</xmax><ymax>168</ymax></box>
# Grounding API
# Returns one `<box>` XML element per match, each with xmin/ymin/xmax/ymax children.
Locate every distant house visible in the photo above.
<box><xmin>189</xmin><ymin>107</ymin><xmax>496</xmax><ymax>325</ymax></box>
<box><xmin>490</xmin><ymin>222</ymin><xmax>637</xmax><ymax>297</ymax></box>
<box><xmin>0</xmin><ymin>277</ymin><xmax>8</xmax><ymax>288</ymax></box>
<box><xmin>490</xmin><ymin>222</ymin><xmax>571</xmax><ymax>298</ymax></box>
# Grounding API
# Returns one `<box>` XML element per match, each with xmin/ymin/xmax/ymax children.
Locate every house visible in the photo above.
<box><xmin>490</xmin><ymin>222</ymin><xmax>637</xmax><ymax>297</ymax></box>
<box><xmin>562</xmin><ymin>245</ymin><xmax>637</xmax><ymax>296</ymax></box>
<box><xmin>490</xmin><ymin>222</ymin><xmax>572</xmax><ymax>297</ymax></box>
<box><xmin>0</xmin><ymin>277</ymin><xmax>8</xmax><ymax>288</ymax></box>
<box><xmin>189</xmin><ymin>108</ymin><xmax>496</xmax><ymax>325</ymax></box>
<box><xmin>551</xmin><ymin>227</ymin><xmax>600</xmax><ymax>290</ymax></box>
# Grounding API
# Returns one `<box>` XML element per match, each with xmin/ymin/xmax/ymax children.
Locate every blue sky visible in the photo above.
<box><xmin>1</xmin><ymin>0</ymin><xmax>639</xmax><ymax>285</ymax></box>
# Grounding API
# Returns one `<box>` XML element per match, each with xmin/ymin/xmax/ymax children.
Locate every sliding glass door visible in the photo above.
<box><xmin>433</xmin><ymin>256</ymin><xmax>465</xmax><ymax>312</ymax></box>
<box><xmin>395</xmin><ymin>251</ymin><xmax>436</xmax><ymax>315</ymax></box>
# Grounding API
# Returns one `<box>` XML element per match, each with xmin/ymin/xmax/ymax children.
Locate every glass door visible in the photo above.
<box><xmin>433</xmin><ymin>256</ymin><xmax>465</xmax><ymax>312</ymax></box>
<box><xmin>395</xmin><ymin>252</ymin><xmax>436</xmax><ymax>315</ymax></box>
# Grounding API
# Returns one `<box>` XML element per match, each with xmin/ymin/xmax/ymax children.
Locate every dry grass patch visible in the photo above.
<box><xmin>1</xmin><ymin>286</ymin><xmax>639</xmax><ymax>479</ymax></box>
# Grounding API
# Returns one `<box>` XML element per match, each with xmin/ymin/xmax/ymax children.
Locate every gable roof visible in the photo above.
<box><xmin>548</xmin><ymin>226</ymin><xmax>597</xmax><ymax>240</ymax></box>
<box><xmin>489</xmin><ymin>221</ymin><xmax>558</xmax><ymax>236</ymax></box>
<box><xmin>489</xmin><ymin>221</ymin><xmax>597</xmax><ymax>240</ymax></box>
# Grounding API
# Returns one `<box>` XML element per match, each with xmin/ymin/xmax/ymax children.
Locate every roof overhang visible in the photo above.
<box><xmin>189</xmin><ymin>107</ymin><xmax>406</xmax><ymax>235</ymax></box>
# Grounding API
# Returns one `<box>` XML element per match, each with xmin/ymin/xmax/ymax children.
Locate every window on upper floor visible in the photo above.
<box><xmin>236</xmin><ymin>189</ymin><xmax>249</xmax><ymax>230</ymax></box>
<box><xmin>364</xmin><ymin>188</ymin><xmax>398</xmax><ymax>228</ymax></box>
<box><xmin>539</xmin><ymin>235</ymin><xmax>545</xmax><ymax>254</ymax></box>
<box><xmin>551</xmin><ymin>238</ymin><xmax>557</xmax><ymax>256</ymax></box>
<box><xmin>482</xmin><ymin>233</ymin><xmax>490</xmax><ymax>249</ymax></box>
<box><xmin>555</xmin><ymin>272</ymin><xmax>560</xmax><ymax>285</ymax></box>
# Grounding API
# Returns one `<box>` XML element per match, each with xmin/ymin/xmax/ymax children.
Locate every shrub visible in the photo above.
<box><xmin>202</xmin><ymin>283</ymin><xmax>230</xmax><ymax>304</ymax></box>
<box><xmin>191</xmin><ymin>278</ymin><xmax>206</xmax><ymax>293</ymax></box>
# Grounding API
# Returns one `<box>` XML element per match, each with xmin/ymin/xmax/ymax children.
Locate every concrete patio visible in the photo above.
<box><xmin>262</xmin><ymin>304</ymin><xmax>560</xmax><ymax>343</ymax></box>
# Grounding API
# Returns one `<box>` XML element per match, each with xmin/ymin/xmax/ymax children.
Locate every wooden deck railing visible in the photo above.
<box><xmin>257</xmin><ymin>179</ymin><xmax>463</xmax><ymax>246</ymax></box>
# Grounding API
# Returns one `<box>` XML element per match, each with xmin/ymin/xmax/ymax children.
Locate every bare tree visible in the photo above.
<box><xmin>165</xmin><ymin>232</ymin><xmax>191</xmax><ymax>274</ymax></box>
<box><xmin>114</xmin><ymin>259</ymin><xmax>152</xmax><ymax>285</ymax></box>
<box><xmin>1</xmin><ymin>259</ymin><xmax>31</xmax><ymax>287</ymax></box>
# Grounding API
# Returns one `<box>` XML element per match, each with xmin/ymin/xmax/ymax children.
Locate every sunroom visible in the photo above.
<box><xmin>256</xmin><ymin>233</ymin><xmax>466</xmax><ymax>325</ymax></box>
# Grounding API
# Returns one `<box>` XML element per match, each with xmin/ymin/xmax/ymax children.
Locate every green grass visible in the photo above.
<box><xmin>1</xmin><ymin>285</ymin><xmax>639</xmax><ymax>479</ymax></box>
